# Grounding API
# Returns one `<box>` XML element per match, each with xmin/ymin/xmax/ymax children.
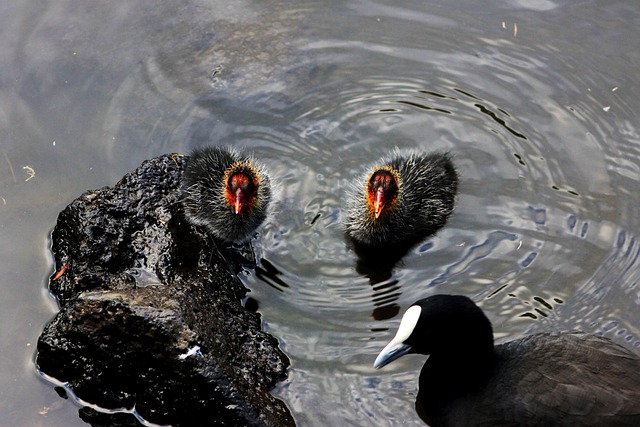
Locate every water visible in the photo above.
<box><xmin>2</xmin><ymin>0</ymin><xmax>640</xmax><ymax>425</ymax></box>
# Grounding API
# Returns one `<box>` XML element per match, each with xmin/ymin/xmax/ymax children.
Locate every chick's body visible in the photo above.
<box><xmin>345</xmin><ymin>151</ymin><xmax>458</xmax><ymax>248</ymax></box>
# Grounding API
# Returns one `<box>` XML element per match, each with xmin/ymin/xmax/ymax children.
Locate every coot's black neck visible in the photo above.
<box><xmin>420</xmin><ymin>345</ymin><xmax>496</xmax><ymax>395</ymax></box>
<box><xmin>417</xmin><ymin>341</ymin><xmax>496</xmax><ymax>424</ymax></box>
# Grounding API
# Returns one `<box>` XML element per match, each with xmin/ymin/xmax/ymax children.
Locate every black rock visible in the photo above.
<box><xmin>36</xmin><ymin>154</ymin><xmax>294</xmax><ymax>427</ymax></box>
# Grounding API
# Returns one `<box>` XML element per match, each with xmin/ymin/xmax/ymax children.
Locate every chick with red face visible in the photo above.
<box><xmin>344</xmin><ymin>150</ymin><xmax>458</xmax><ymax>249</ymax></box>
<box><xmin>182</xmin><ymin>146</ymin><xmax>272</xmax><ymax>243</ymax></box>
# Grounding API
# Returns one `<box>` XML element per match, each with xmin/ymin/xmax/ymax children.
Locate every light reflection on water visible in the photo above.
<box><xmin>2</xmin><ymin>0</ymin><xmax>640</xmax><ymax>426</ymax></box>
<box><xmin>236</xmin><ymin>68</ymin><xmax>640</xmax><ymax>423</ymax></box>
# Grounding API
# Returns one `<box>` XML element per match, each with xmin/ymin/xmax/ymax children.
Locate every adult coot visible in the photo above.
<box><xmin>374</xmin><ymin>294</ymin><xmax>640</xmax><ymax>427</ymax></box>
<box><xmin>344</xmin><ymin>150</ymin><xmax>458</xmax><ymax>249</ymax></box>
<box><xmin>181</xmin><ymin>146</ymin><xmax>272</xmax><ymax>243</ymax></box>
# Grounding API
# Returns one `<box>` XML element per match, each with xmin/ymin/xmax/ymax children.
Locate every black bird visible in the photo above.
<box><xmin>181</xmin><ymin>146</ymin><xmax>272</xmax><ymax>243</ymax></box>
<box><xmin>374</xmin><ymin>294</ymin><xmax>640</xmax><ymax>427</ymax></box>
<box><xmin>344</xmin><ymin>150</ymin><xmax>458</xmax><ymax>249</ymax></box>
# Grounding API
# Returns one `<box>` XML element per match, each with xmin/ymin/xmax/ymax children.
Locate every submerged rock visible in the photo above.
<box><xmin>36</xmin><ymin>154</ymin><xmax>294</xmax><ymax>427</ymax></box>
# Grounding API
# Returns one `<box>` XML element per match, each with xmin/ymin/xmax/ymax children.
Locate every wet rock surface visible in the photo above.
<box><xmin>36</xmin><ymin>154</ymin><xmax>294</xmax><ymax>426</ymax></box>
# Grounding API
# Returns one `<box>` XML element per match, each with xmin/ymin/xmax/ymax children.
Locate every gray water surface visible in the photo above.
<box><xmin>2</xmin><ymin>0</ymin><xmax>640</xmax><ymax>426</ymax></box>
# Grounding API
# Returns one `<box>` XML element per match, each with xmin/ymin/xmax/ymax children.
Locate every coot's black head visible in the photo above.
<box><xmin>374</xmin><ymin>294</ymin><xmax>494</xmax><ymax>369</ymax></box>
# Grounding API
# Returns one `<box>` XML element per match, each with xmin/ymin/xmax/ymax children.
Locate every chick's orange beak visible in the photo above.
<box><xmin>234</xmin><ymin>187</ymin><xmax>245</xmax><ymax>215</ymax></box>
<box><xmin>373</xmin><ymin>186</ymin><xmax>385</xmax><ymax>219</ymax></box>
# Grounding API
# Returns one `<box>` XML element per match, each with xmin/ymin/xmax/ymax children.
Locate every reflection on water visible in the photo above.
<box><xmin>530</xmin><ymin>227</ymin><xmax>640</xmax><ymax>349</ymax></box>
<box><xmin>256</xmin><ymin>258</ymin><xmax>291</xmax><ymax>292</ymax></box>
<box><xmin>3</xmin><ymin>0</ymin><xmax>640</xmax><ymax>426</ymax></box>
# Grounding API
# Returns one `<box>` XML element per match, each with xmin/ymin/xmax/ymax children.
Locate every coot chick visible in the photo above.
<box><xmin>374</xmin><ymin>294</ymin><xmax>640</xmax><ymax>427</ymax></box>
<box><xmin>182</xmin><ymin>146</ymin><xmax>272</xmax><ymax>243</ymax></box>
<box><xmin>344</xmin><ymin>150</ymin><xmax>458</xmax><ymax>249</ymax></box>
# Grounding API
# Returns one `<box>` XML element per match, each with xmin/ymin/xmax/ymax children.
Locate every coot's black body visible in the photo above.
<box><xmin>344</xmin><ymin>151</ymin><xmax>458</xmax><ymax>249</ymax></box>
<box><xmin>374</xmin><ymin>295</ymin><xmax>640</xmax><ymax>427</ymax></box>
<box><xmin>181</xmin><ymin>146</ymin><xmax>272</xmax><ymax>243</ymax></box>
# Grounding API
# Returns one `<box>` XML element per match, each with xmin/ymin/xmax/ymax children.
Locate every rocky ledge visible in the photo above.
<box><xmin>36</xmin><ymin>154</ymin><xmax>294</xmax><ymax>427</ymax></box>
